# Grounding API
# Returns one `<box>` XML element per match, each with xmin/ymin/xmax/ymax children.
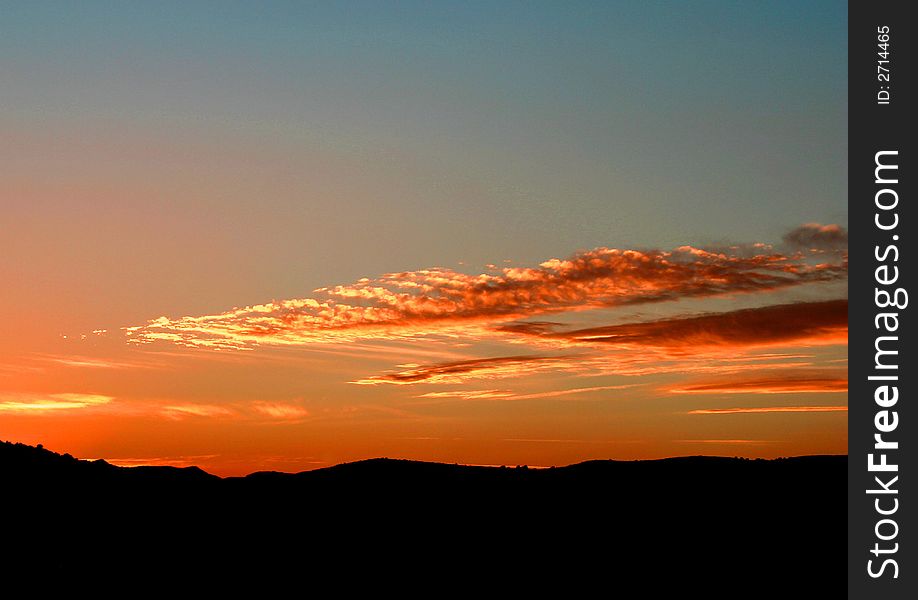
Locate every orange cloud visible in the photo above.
<box><xmin>161</xmin><ymin>404</ymin><xmax>236</xmax><ymax>419</ymax></box>
<box><xmin>0</xmin><ymin>393</ymin><xmax>114</xmax><ymax>413</ymax></box>
<box><xmin>417</xmin><ymin>389</ymin><xmax>514</xmax><ymax>400</ymax></box>
<box><xmin>783</xmin><ymin>223</ymin><xmax>848</xmax><ymax>251</ymax></box>
<box><xmin>250</xmin><ymin>402</ymin><xmax>310</xmax><ymax>420</ymax></box>
<box><xmin>416</xmin><ymin>384</ymin><xmax>637</xmax><ymax>401</ymax></box>
<box><xmin>42</xmin><ymin>356</ymin><xmax>158</xmax><ymax>369</ymax></box>
<box><xmin>158</xmin><ymin>402</ymin><xmax>312</xmax><ymax>421</ymax></box>
<box><xmin>688</xmin><ymin>406</ymin><xmax>847</xmax><ymax>414</ymax></box>
<box><xmin>353</xmin><ymin>355</ymin><xmax>576</xmax><ymax>385</ymax></box>
<box><xmin>668</xmin><ymin>370</ymin><xmax>848</xmax><ymax>395</ymax></box>
<box><xmin>122</xmin><ymin>236</ymin><xmax>847</xmax><ymax>350</ymax></box>
<box><xmin>676</xmin><ymin>439</ymin><xmax>775</xmax><ymax>444</ymax></box>
<box><xmin>500</xmin><ymin>438</ymin><xmax>621</xmax><ymax>445</ymax></box>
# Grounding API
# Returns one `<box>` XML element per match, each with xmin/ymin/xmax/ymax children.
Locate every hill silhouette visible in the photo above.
<box><xmin>2</xmin><ymin>440</ymin><xmax>845</xmax><ymax>588</ymax></box>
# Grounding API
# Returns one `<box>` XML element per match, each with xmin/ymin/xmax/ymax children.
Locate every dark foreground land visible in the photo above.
<box><xmin>2</xmin><ymin>440</ymin><xmax>844</xmax><ymax>588</ymax></box>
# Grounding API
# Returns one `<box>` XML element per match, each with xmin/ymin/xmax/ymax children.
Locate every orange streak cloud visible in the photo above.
<box><xmin>688</xmin><ymin>406</ymin><xmax>848</xmax><ymax>414</ymax></box>
<box><xmin>669</xmin><ymin>375</ymin><xmax>848</xmax><ymax>395</ymax></box>
<box><xmin>152</xmin><ymin>401</ymin><xmax>310</xmax><ymax>422</ymax></box>
<box><xmin>354</xmin><ymin>300</ymin><xmax>847</xmax><ymax>385</ymax></box>
<box><xmin>353</xmin><ymin>355</ymin><xmax>576</xmax><ymax>385</ymax></box>
<box><xmin>250</xmin><ymin>402</ymin><xmax>310</xmax><ymax>420</ymax></box>
<box><xmin>502</xmin><ymin>299</ymin><xmax>847</xmax><ymax>352</ymax></box>
<box><xmin>353</xmin><ymin>350</ymin><xmax>819</xmax><ymax>386</ymax></box>
<box><xmin>0</xmin><ymin>393</ymin><xmax>114</xmax><ymax>413</ymax></box>
<box><xmin>677</xmin><ymin>439</ymin><xmax>775</xmax><ymax>444</ymax></box>
<box><xmin>161</xmin><ymin>404</ymin><xmax>236</xmax><ymax>419</ymax></box>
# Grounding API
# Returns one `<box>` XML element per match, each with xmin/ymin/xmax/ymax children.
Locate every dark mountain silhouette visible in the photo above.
<box><xmin>2</xmin><ymin>440</ymin><xmax>845</xmax><ymax>589</ymax></box>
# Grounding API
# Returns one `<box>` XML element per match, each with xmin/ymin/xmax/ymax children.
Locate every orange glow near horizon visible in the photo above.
<box><xmin>1</xmin><ymin>236</ymin><xmax>848</xmax><ymax>477</ymax></box>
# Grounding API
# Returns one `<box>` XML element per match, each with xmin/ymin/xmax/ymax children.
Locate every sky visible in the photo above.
<box><xmin>1</xmin><ymin>1</ymin><xmax>848</xmax><ymax>476</ymax></box>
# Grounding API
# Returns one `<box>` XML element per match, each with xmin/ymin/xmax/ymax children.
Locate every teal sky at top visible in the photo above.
<box><xmin>1</xmin><ymin>1</ymin><xmax>847</xmax><ymax>333</ymax></box>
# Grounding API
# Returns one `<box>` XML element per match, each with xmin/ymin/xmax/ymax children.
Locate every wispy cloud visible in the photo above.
<box><xmin>416</xmin><ymin>384</ymin><xmax>638</xmax><ymax>402</ymax></box>
<box><xmin>250</xmin><ymin>401</ymin><xmax>310</xmax><ymax>420</ymax></box>
<box><xmin>354</xmin><ymin>346</ymin><xmax>824</xmax><ymax>387</ymax></box>
<box><xmin>353</xmin><ymin>354</ymin><xmax>576</xmax><ymax>385</ymax></box>
<box><xmin>126</xmin><ymin>400</ymin><xmax>312</xmax><ymax>422</ymax></box>
<box><xmin>101</xmin><ymin>455</ymin><xmax>220</xmax><ymax>468</ymax></box>
<box><xmin>353</xmin><ymin>300</ymin><xmax>845</xmax><ymax>386</ymax></box>
<box><xmin>688</xmin><ymin>406</ymin><xmax>847</xmax><ymax>415</ymax></box>
<box><xmin>514</xmin><ymin>299</ymin><xmax>847</xmax><ymax>352</ymax></box>
<box><xmin>0</xmin><ymin>392</ymin><xmax>114</xmax><ymax>413</ymax></box>
<box><xmin>161</xmin><ymin>404</ymin><xmax>236</xmax><ymax>419</ymax></box>
<box><xmin>122</xmin><ymin>233</ymin><xmax>847</xmax><ymax>350</ymax></box>
<box><xmin>41</xmin><ymin>356</ymin><xmax>156</xmax><ymax>369</ymax></box>
<box><xmin>500</xmin><ymin>438</ymin><xmax>622</xmax><ymax>444</ymax></box>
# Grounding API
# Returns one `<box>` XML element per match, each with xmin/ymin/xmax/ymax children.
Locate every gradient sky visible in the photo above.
<box><xmin>1</xmin><ymin>1</ymin><xmax>847</xmax><ymax>476</ymax></box>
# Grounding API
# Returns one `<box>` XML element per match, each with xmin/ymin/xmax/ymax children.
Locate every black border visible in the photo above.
<box><xmin>849</xmin><ymin>1</ymin><xmax>914</xmax><ymax>596</ymax></box>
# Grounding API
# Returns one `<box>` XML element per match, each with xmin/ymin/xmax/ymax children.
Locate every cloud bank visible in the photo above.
<box><xmin>124</xmin><ymin>230</ymin><xmax>847</xmax><ymax>351</ymax></box>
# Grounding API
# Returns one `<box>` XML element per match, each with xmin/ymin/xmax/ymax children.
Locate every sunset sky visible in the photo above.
<box><xmin>1</xmin><ymin>2</ymin><xmax>847</xmax><ymax>476</ymax></box>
